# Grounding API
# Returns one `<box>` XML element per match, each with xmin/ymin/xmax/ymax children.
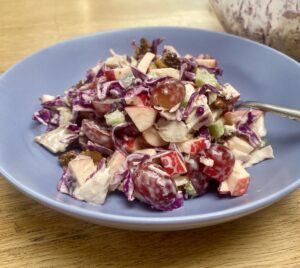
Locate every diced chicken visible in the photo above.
<box><xmin>183</xmin><ymin>83</ymin><xmax>196</xmax><ymax>103</ymax></box>
<box><xmin>157</xmin><ymin>119</ymin><xmax>191</xmax><ymax>143</ymax></box>
<box><xmin>68</xmin><ymin>155</ymin><xmax>96</xmax><ymax>186</ymax></box>
<box><xmin>107</xmin><ymin>151</ymin><xmax>126</xmax><ymax>178</ymax></box>
<box><xmin>223</xmin><ymin>125</ymin><xmax>237</xmax><ymax>136</ymax></box>
<box><xmin>243</xmin><ymin>145</ymin><xmax>274</xmax><ymax>168</ymax></box>
<box><xmin>231</xmin><ymin>149</ymin><xmax>251</xmax><ymax>163</ymax></box>
<box><xmin>221</xmin><ymin>83</ymin><xmax>240</xmax><ymax>101</ymax></box>
<box><xmin>219</xmin><ymin>161</ymin><xmax>250</xmax><ymax>196</ymax></box>
<box><xmin>159</xmin><ymin>111</ymin><xmax>177</xmax><ymax>121</ymax></box>
<box><xmin>73</xmin><ymin>166</ymin><xmax>111</xmax><ymax>205</ymax></box>
<box><xmin>185</xmin><ymin>95</ymin><xmax>213</xmax><ymax>130</ymax></box>
<box><xmin>39</xmin><ymin>94</ymin><xmax>55</xmax><ymax>103</ymax></box>
<box><xmin>149</xmin><ymin>68</ymin><xmax>180</xmax><ymax>79</ymax></box>
<box><xmin>56</xmin><ymin>107</ymin><xmax>73</xmax><ymax>126</ymax></box>
<box><xmin>226</xmin><ymin>136</ymin><xmax>254</xmax><ymax>155</ymax></box>
<box><xmin>34</xmin><ymin>126</ymin><xmax>78</xmax><ymax>153</ymax></box>
<box><xmin>137</xmin><ymin>52</ymin><xmax>155</xmax><ymax>74</ymax></box>
<box><xmin>196</xmin><ymin>58</ymin><xmax>217</xmax><ymax>68</ymax></box>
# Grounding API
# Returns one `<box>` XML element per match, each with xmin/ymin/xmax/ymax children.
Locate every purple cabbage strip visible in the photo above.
<box><xmin>33</xmin><ymin>108</ymin><xmax>59</xmax><ymax>131</ymax></box>
<box><xmin>57</xmin><ymin>169</ymin><xmax>76</xmax><ymax>195</ymax></box>
<box><xmin>131</xmin><ymin>66</ymin><xmax>148</xmax><ymax>81</ymax></box>
<box><xmin>151</xmin><ymin>38</ymin><xmax>164</xmax><ymax>54</ymax></box>
<box><xmin>122</xmin><ymin>170</ymin><xmax>134</xmax><ymax>201</ymax></box>
<box><xmin>42</xmin><ymin>96</ymin><xmax>66</xmax><ymax>108</ymax></box>
<box><xmin>96</xmin><ymin>158</ymin><xmax>106</xmax><ymax>171</ymax></box>
<box><xmin>144</xmin><ymin>76</ymin><xmax>172</xmax><ymax>87</ymax></box>
<box><xmin>111</xmin><ymin>122</ymin><xmax>133</xmax><ymax>153</ymax></box>
<box><xmin>184</xmin><ymin>71</ymin><xmax>196</xmax><ymax>81</ymax></box>
<box><xmin>198</xmin><ymin>83</ymin><xmax>220</xmax><ymax>95</ymax></box>
<box><xmin>179</xmin><ymin>62</ymin><xmax>188</xmax><ymax>80</ymax></box>
<box><xmin>97</xmin><ymin>81</ymin><xmax>126</xmax><ymax>100</ymax></box>
<box><xmin>198</xmin><ymin>65</ymin><xmax>223</xmax><ymax>76</ymax></box>
<box><xmin>198</xmin><ymin>128</ymin><xmax>211</xmax><ymax>141</ymax></box>
<box><xmin>86</xmin><ymin>141</ymin><xmax>113</xmax><ymax>156</ymax></box>
<box><xmin>236</xmin><ymin>111</ymin><xmax>261</xmax><ymax>147</ymax></box>
<box><xmin>67</xmin><ymin>123</ymin><xmax>80</xmax><ymax>133</ymax></box>
<box><xmin>125</xmin><ymin>85</ymin><xmax>149</xmax><ymax>98</ymax></box>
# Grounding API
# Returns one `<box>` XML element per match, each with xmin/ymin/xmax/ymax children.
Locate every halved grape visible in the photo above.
<box><xmin>150</xmin><ymin>79</ymin><xmax>185</xmax><ymax>110</ymax></box>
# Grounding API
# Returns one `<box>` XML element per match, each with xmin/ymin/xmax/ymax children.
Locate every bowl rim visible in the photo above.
<box><xmin>1</xmin><ymin>26</ymin><xmax>300</xmax><ymax>227</ymax></box>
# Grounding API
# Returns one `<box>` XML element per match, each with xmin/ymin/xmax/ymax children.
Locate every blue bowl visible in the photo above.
<box><xmin>0</xmin><ymin>27</ymin><xmax>300</xmax><ymax>231</ymax></box>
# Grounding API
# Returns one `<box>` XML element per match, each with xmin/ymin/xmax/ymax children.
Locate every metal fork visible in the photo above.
<box><xmin>237</xmin><ymin>101</ymin><xmax>300</xmax><ymax>121</ymax></box>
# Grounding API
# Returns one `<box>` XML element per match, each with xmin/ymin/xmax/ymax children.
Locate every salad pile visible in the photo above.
<box><xmin>33</xmin><ymin>38</ymin><xmax>274</xmax><ymax>211</ymax></box>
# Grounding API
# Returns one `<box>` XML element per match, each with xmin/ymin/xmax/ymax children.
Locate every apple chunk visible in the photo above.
<box><xmin>218</xmin><ymin>161</ymin><xmax>250</xmax><ymax>197</ymax></box>
<box><xmin>160</xmin><ymin>151</ymin><xmax>187</xmax><ymax>176</ymax></box>
<box><xmin>125</xmin><ymin>106</ymin><xmax>157</xmax><ymax>132</ymax></box>
<box><xmin>177</xmin><ymin>137</ymin><xmax>206</xmax><ymax>155</ymax></box>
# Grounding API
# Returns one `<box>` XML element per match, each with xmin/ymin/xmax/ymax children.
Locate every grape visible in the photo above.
<box><xmin>151</xmin><ymin>79</ymin><xmax>185</xmax><ymax>110</ymax></box>
<box><xmin>133</xmin><ymin>162</ymin><xmax>179</xmax><ymax>210</ymax></box>
<box><xmin>202</xmin><ymin>144</ymin><xmax>235</xmax><ymax>182</ymax></box>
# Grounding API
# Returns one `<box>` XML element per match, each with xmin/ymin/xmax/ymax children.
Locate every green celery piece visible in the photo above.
<box><xmin>104</xmin><ymin>110</ymin><xmax>125</xmax><ymax>126</ymax></box>
<box><xmin>184</xmin><ymin>181</ymin><xmax>198</xmax><ymax>197</ymax></box>
<box><xmin>195</xmin><ymin>68</ymin><xmax>219</xmax><ymax>88</ymax></box>
<box><xmin>209</xmin><ymin>120</ymin><xmax>224</xmax><ymax>139</ymax></box>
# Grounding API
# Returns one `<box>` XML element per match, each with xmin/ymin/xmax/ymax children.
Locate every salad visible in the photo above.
<box><xmin>33</xmin><ymin>38</ymin><xmax>274</xmax><ymax>211</ymax></box>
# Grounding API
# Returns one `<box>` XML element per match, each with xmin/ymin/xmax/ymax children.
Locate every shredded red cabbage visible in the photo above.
<box><xmin>86</xmin><ymin>141</ymin><xmax>113</xmax><ymax>156</ymax></box>
<box><xmin>237</xmin><ymin>111</ymin><xmax>261</xmax><ymax>147</ymax></box>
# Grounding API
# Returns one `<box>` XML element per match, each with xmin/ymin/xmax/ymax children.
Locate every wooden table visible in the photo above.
<box><xmin>0</xmin><ymin>1</ymin><xmax>299</xmax><ymax>267</ymax></box>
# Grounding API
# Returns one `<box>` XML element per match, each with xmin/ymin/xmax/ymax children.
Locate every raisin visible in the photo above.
<box><xmin>134</xmin><ymin>38</ymin><xmax>152</xmax><ymax>59</ymax></box>
<box><xmin>59</xmin><ymin>150</ymin><xmax>78</xmax><ymax>167</ymax></box>
<box><xmin>212</xmin><ymin>97</ymin><xmax>230</xmax><ymax>109</ymax></box>
<box><xmin>155</xmin><ymin>57</ymin><xmax>167</xmax><ymax>68</ymax></box>
<box><xmin>163</xmin><ymin>52</ymin><xmax>180</xmax><ymax>69</ymax></box>
<box><xmin>81</xmin><ymin>150</ymin><xmax>102</xmax><ymax>164</ymax></box>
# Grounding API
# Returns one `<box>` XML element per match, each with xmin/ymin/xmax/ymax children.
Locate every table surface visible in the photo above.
<box><xmin>1</xmin><ymin>0</ymin><xmax>300</xmax><ymax>267</ymax></box>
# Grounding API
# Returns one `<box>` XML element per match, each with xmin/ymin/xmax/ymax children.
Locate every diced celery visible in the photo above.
<box><xmin>195</xmin><ymin>68</ymin><xmax>219</xmax><ymax>88</ymax></box>
<box><xmin>184</xmin><ymin>181</ymin><xmax>198</xmax><ymax>197</ymax></box>
<box><xmin>209</xmin><ymin>120</ymin><xmax>224</xmax><ymax>139</ymax></box>
<box><xmin>104</xmin><ymin>110</ymin><xmax>125</xmax><ymax>126</ymax></box>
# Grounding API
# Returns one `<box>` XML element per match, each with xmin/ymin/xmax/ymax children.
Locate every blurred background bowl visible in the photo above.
<box><xmin>210</xmin><ymin>0</ymin><xmax>300</xmax><ymax>61</ymax></box>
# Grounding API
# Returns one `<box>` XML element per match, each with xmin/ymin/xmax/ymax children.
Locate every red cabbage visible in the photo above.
<box><xmin>86</xmin><ymin>141</ymin><xmax>113</xmax><ymax>156</ymax></box>
<box><xmin>67</xmin><ymin>123</ymin><xmax>80</xmax><ymax>133</ymax></box>
<box><xmin>42</xmin><ymin>96</ymin><xmax>66</xmax><ymax>108</ymax></box>
<box><xmin>144</xmin><ymin>76</ymin><xmax>172</xmax><ymax>87</ymax></box>
<box><xmin>237</xmin><ymin>111</ymin><xmax>261</xmax><ymax>147</ymax></box>
<box><xmin>33</xmin><ymin>108</ymin><xmax>59</xmax><ymax>129</ymax></box>
<box><xmin>151</xmin><ymin>38</ymin><xmax>164</xmax><ymax>54</ymax></box>
<box><xmin>97</xmin><ymin>81</ymin><xmax>126</xmax><ymax>100</ymax></box>
<box><xmin>57</xmin><ymin>168</ymin><xmax>76</xmax><ymax>195</ymax></box>
<box><xmin>131</xmin><ymin>66</ymin><xmax>148</xmax><ymax>81</ymax></box>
